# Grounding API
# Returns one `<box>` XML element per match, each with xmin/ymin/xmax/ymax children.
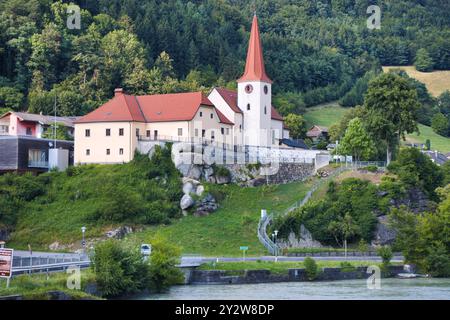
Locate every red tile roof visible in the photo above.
<box><xmin>75</xmin><ymin>91</ymin><xmax>233</xmax><ymax>125</ymax></box>
<box><xmin>271</xmin><ymin>106</ymin><xmax>283</xmax><ymax>121</ymax></box>
<box><xmin>237</xmin><ymin>15</ymin><xmax>272</xmax><ymax>84</ymax></box>
<box><xmin>214</xmin><ymin>87</ymin><xmax>283</xmax><ymax>122</ymax></box>
<box><xmin>214</xmin><ymin>88</ymin><xmax>242</xmax><ymax>113</ymax></box>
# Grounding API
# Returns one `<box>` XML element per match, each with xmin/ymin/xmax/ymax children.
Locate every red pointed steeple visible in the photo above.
<box><xmin>237</xmin><ymin>15</ymin><xmax>272</xmax><ymax>84</ymax></box>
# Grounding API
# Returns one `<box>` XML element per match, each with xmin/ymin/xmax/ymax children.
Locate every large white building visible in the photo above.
<box><xmin>74</xmin><ymin>15</ymin><xmax>291</xmax><ymax>165</ymax></box>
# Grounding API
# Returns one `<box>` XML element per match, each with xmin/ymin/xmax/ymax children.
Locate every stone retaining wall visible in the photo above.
<box><xmin>189</xmin><ymin>265</ymin><xmax>404</xmax><ymax>285</ymax></box>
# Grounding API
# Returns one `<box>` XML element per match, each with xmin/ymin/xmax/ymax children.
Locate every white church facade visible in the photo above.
<box><xmin>74</xmin><ymin>15</ymin><xmax>292</xmax><ymax>165</ymax></box>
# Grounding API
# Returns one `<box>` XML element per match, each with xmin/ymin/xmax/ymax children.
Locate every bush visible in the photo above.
<box><xmin>377</xmin><ymin>245</ymin><xmax>393</xmax><ymax>267</ymax></box>
<box><xmin>148</xmin><ymin>236</ymin><xmax>184</xmax><ymax>292</ymax></box>
<box><xmin>364</xmin><ymin>165</ymin><xmax>378</xmax><ymax>173</ymax></box>
<box><xmin>304</xmin><ymin>257</ymin><xmax>319</xmax><ymax>280</ymax></box>
<box><xmin>91</xmin><ymin>240</ymin><xmax>150</xmax><ymax>298</ymax></box>
<box><xmin>213</xmin><ymin>164</ymin><xmax>231</xmax><ymax>179</ymax></box>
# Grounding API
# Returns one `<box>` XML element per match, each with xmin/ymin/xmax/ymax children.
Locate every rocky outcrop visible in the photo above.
<box><xmin>278</xmin><ymin>225</ymin><xmax>323</xmax><ymax>249</ymax></box>
<box><xmin>372</xmin><ymin>215</ymin><xmax>396</xmax><ymax>246</ymax></box>
<box><xmin>177</xmin><ymin>162</ymin><xmax>316</xmax><ymax>186</ymax></box>
<box><xmin>180</xmin><ymin>194</ymin><xmax>195</xmax><ymax>210</ymax></box>
<box><xmin>105</xmin><ymin>226</ymin><xmax>133</xmax><ymax>239</ymax></box>
<box><xmin>194</xmin><ymin>194</ymin><xmax>218</xmax><ymax>217</ymax></box>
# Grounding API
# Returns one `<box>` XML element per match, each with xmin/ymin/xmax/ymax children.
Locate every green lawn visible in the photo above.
<box><xmin>0</xmin><ymin>271</ymin><xmax>98</xmax><ymax>299</ymax></box>
<box><xmin>303</xmin><ymin>104</ymin><xmax>450</xmax><ymax>153</ymax></box>
<box><xmin>128</xmin><ymin>180</ymin><xmax>313</xmax><ymax>257</ymax></box>
<box><xmin>303</xmin><ymin>102</ymin><xmax>350</xmax><ymax>128</ymax></box>
<box><xmin>406</xmin><ymin>124</ymin><xmax>450</xmax><ymax>153</ymax></box>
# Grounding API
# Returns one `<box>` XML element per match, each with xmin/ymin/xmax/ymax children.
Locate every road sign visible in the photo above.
<box><xmin>240</xmin><ymin>246</ymin><xmax>248</xmax><ymax>262</ymax></box>
<box><xmin>0</xmin><ymin>248</ymin><xmax>13</xmax><ymax>278</ymax></box>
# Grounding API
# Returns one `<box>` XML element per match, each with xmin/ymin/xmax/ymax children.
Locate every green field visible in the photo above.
<box><xmin>128</xmin><ymin>180</ymin><xmax>313</xmax><ymax>257</ymax></box>
<box><xmin>303</xmin><ymin>102</ymin><xmax>350</xmax><ymax>128</ymax></box>
<box><xmin>304</xmin><ymin>104</ymin><xmax>450</xmax><ymax>153</ymax></box>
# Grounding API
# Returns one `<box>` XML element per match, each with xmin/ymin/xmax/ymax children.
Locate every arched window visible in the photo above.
<box><xmin>247</xmin><ymin>103</ymin><xmax>250</xmax><ymax>110</ymax></box>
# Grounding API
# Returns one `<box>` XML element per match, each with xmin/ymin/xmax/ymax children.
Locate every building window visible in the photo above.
<box><xmin>26</xmin><ymin>127</ymin><xmax>32</xmax><ymax>135</ymax></box>
<box><xmin>264</xmin><ymin>106</ymin><xmax>267</xmax><ymax>115</ymax></box>
<box><xmin>178</xmin><ymin>128</ymin><xmax>183</xmax><ymax>136</ymax></box>
<box><xmin>239</xmin><ymin>124</ymin><xmax>242</xmax><ymax>132</ymax></box>
<box><xmin>119</xmin><ymin>148</ymin><xmax>124</xmax><ymax>155</ymax></box>
<box><xmin>221</xmin><ymin>128</ymin><xmax>224</xmax><ymax>135</ymax></box>
<box><xmin>85</xmin><ymin>129</ymin><xmax>90</xmax><ymax>137</ymax></box>
<box><xmin>247</xmin><ymin>104</ymin><xmax>250</xmax><ymax>111</ymax></box>
<box><xmin>0</xmin><ymin>125</ymin><xmax>9</xmax><ymax>134</ymax></box>
<box><xmin>106</xmin><ymin>149</ymin><xmax>110</xmax><ymax>155</ymax></box>
<box><xmin>86</xmin><ymin>149</ymin><xmax>90</xmax><ymax>156</ymax></box>
<box><xmin>210</xmin><ymin>113</ymin><xmax>213</xmax><ymax>119</ymax></box>
<box><xmin>245</xmin><ymin>84</ymin><xmax>253</xmax><ymax>93</ymax></box>
<box><xmin>199</xmin><ymin>112</ymin><xmax>203</xmax><ymax>117</ymax></box>
<box><xmin>136</xmin><ymin>128</ymin><xmax>140</xmax><ymax>137</ymax></box>
<box><xmin>264</xmin><ymin>85</ymin><xmax>268</xmax><ymax>94</ymax></box>
<box><xmin>195</xmin><ymin>128</ymin><xmax>199</xmax><ymax>137</ymax></box>
<box><xmin>202</xmin><ymin>129</ymin><xmax>205</xmax><ymax>138</ymax></box>
<box><xmin>119</xmin><ymin>128</ymin><xmax>124</xmax><ymax>136</ymax></box>
<box><xmin>146</xmin><ymin>130</ymin><xmax>150</xmax><ymax>138</ymax></box>
<box><xmin>226</xmin><ymin>128</ymin><xmax>230</xmax><ymax>135</ymax></box>
<box><xmin>28</xmin><ymin>149</ymin><xmax>46</xmax><ymax>167</ymax></box>
<box><xmin>211</xmin><ymin>130</ymin><xmax>215</xmax><ymax>140</ymax></box>
<box><xmin>272</xmin><ymin>130</ymin><xmax>275</xmax><ymax>145</ymax></box>
<box><xmin>106</xmin><ymin>128</ymin><xmax>111</xmax><ymax>136</ymax></box>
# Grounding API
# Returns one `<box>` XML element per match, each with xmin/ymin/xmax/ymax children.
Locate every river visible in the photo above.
<box><xmin>141</xmin><ymin>278</ymin><xmax>450</xmax><ymax>300</ymax></box>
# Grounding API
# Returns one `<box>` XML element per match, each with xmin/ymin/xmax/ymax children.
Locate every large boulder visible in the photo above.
<box><xmin>187</xmin><ymin>165</ymin><xmax>202</xmax><ymax>180</ymax></box>
<box><xmin>196</xmin><ymin>185</ymin><xmax>205</xmax><ymax>196</ymax></box>
<box><xmin>194</xmin><ymin>193</ymin><xmax>218</xmax><ymax>216</ymax></box>
<box><xmin>105</xmin><ymin>226</ymin><xmax>133</xmax><ymax>239</ymax></box>
<box><xmin>203</xmin><ymin>166</ymin><xmax>214</xmax><ymax>179</ymax></box>
<box><xmin>216</xmin><ymin>174</ymin><xmax>231</xmax><ymax>185</ymax></box>
<box><xmin>180</xmin><ymin>194</ymin><xmax>195</xmax><ymax>210</ymax></box>
<box><xmin>182</xmin><ymin>181</ymin><xmax>195</xmax><ymax>195</ymax></box>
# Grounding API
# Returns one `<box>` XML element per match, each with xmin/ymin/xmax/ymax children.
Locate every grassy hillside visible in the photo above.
<box><xmin>303</xmin><ymin>102</ymin><xmax>350</xmax><ymax>128</ymax></box>
<box><xmin>304</xmin><ymin>104</ymin><xmax>450</xmax><ymax>153</ymax></box>
<box><xmin>5</xmin><ymin>147</ymin><xmax>182</xmax><ymax>250</ymax></box>
<box><xmin>383</xmin><ymin>66</ymin><xmax>450</xmax><ymax>97</ymax></box>
<box><xmin>128</xmin><ymin>180</ymin><xmax>313</xmax><ymax>257</ymax></box>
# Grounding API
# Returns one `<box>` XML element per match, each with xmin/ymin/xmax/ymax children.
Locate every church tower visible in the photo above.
<box><xmin>237</xmin><ymin>15</ymin><xmax>272</xmax><ymax>147</ymax></box>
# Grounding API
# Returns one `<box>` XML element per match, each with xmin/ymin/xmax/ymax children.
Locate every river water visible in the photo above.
<box><xmin>142</xmin><ymin>278</ymin><xmax>450</xmax><ymax>300</ymax></box>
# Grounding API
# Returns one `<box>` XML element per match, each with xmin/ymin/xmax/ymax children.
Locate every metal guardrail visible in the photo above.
<box><xmin>12</xmin><ymin>260</ymin><xmax>91</xmax><ymax>275</ymax></box>
<box><xmin>257</xmin><ymin>162</ymin><xmax>387</xmax><ymax>255</ymax></box>
<box><xmin>11</xmin><ymin>254</ymin><xmax>90</xmax><ymax>276</ymax></box>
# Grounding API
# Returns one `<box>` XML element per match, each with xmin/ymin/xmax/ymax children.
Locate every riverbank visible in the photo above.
<box><xmin>188</xmin><ymin>265</ymin><xmax>404</xmax><ymax>285</ymax></box>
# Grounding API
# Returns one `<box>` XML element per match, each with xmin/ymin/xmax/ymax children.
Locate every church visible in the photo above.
<box><xmin>74</xmin><ymin>15</ymin><xmax>290</xmax><ymax>164</ymax></box>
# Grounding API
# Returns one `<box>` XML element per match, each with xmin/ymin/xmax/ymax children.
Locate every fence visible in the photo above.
<box><xmin>11</xmin><ymin>254</ymin><xmax>90</xmax><ymax>275</ymax></box>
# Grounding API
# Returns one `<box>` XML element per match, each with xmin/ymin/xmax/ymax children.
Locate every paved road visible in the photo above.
<box><xmin>12</xmin><ymin>250</ymin><xmax>404</xmax><ymax>267</ymax></box>
<box><xmin>182</xmin><ymin>256</ymin><xmax>404</xmax><ymax>265</ymax></box>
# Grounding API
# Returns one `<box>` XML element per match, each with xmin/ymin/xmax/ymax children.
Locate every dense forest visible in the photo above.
<box><xmin>0</xmin><ymin>0</ymin><xmax>449</xmax><ymax>118</ymax></box>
